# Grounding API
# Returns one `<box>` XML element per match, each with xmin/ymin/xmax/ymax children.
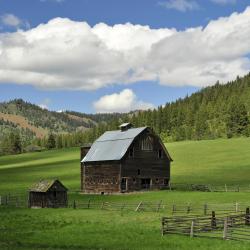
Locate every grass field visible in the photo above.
<box><xmin>1</xmin><ymin>137</ymin><xmax>250</xmax><ymax>249</ymax></box>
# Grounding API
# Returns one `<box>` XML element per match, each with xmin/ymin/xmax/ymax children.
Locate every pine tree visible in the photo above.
<box><xmin>46</xmin><ymin>133</ymin><xmax>56</xmax><ymax>149</ymax></box>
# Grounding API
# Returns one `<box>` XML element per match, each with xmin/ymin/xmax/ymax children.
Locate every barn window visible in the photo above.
<box><xmin>137</xmin><ymin>169</ymin><xmax>141</xmax><ymax>175</ymax></box>
<box><xmin>141</xmin><ymin>136</ymin><xmax>153</xmax><ymax>151</ymax></box>
<box><xmin>129</xmin><ymin>147</ymin><xmax>134</xmax><ymax>158</ymax></box>
<box><xmin>158</xmin><ymin>149</ymin><xmax>163</xmax><ymax>158</ymax></box>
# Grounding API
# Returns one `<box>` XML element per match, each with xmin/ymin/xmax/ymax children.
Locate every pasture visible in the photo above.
<box><xmin>1</xmin><ymin>137</ymin><xmax>250</xmax><ymax>249</ymax></box>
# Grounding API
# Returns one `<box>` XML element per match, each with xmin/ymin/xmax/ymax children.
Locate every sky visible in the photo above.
<box><xmin>0</xmin><ymin>0</ymin><xmax>249</xmax><ymax>113</ymax></box>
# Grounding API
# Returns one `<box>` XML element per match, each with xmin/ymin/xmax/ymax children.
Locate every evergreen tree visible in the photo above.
<box><xmin>46</xmin><ymin>133</ymin><xmax>56</xmax><ymax>149</ymax></box>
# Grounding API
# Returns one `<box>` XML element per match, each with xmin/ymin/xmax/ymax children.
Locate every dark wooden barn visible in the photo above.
<box><xmin>80</xmin><ymin>123</ymin><xmax>173</xmax><ymax>194</ymax></box>
<box><xmin>28</xmin><ymin>179</ymin><xmax>68</xmax><ymax>208</ymax></box>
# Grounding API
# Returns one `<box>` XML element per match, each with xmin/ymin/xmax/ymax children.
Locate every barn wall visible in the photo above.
<box><xmin>83</xmin><ymin>163</ymin><xmax>121</xmax><ymax>194</ymax></box>
<box><xmin>121</xmin><ymin>130</ymin><xmax>170</xmax><ymax>191</ymax></box>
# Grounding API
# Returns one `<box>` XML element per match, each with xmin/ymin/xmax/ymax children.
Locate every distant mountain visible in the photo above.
<box><xmin>0</xmin><ymin>99</ymin><xmax>97</xmax><ymax>142</ymax></box>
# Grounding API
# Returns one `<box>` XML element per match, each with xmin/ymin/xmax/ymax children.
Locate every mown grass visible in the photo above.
<box><xmin>1</xmin><ymin>137</ymin><xmax>250</xmax><ymax>249</ymax></box>
<box><xmin>1</xmin><ymin>137</ymin><xmax>250</xmax><ymax>193</ymax></box>
<box><xmin>1</xmin><ymin>207</ymin><xmax>250</xmax><ymax>250</ymax></box>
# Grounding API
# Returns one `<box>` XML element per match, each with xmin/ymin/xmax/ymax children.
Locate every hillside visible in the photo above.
<box><xmin>125</xmin><ymin>73</ymin><xmax>250</xmax><ymax>141</ymax></box>
<box><xmin>0</xmin><ymin>137</ymin><xmax>250</xmax><ymax>194</ymax></box>
<box><xmin>0</xmin><ymin>99</ymin><xmax>96</xmax><ymax>135</ymax></box>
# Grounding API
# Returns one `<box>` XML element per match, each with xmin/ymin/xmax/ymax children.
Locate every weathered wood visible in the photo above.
<box><xmin>245</xmin><ymin>207</ymin><xmax>250</xmax><ymax>225</ymax></box>
<box><xmin>157</xmin><ymin>200</ymin><xmax>162</xmax><ymax>212</ymax></box>
<box><xmin>172</xmin><ymin>204</ymin><xmax>176</xmax><ymax>214</ymax></box>
<box><xmin>82</xmin><ymin>127</ymin><xmax>171</xmax><ymax>193</ymax></box>
<box><xmin>235</xmin><ymin>202</ymin><xmax>239</xmax><ymax>213</ymax></box>
<box><xmin>211</xmin><ymin>211</ymin><xmax>217</xmax><ymax>229</ymax></box>
<box><xmin>135</xmin><ymin>201</ymin><xmax>143</xmax><ymax>212</ymax></box>
<box><xmin>190</xmin><ymin>220</ymin><xmax>194</xmax><ymax>238</ymax></box>
<box><xmin>223</xmin><ymin>218</ymin><xmax>228</xmax><ymax>240</ymax></box>
<box><xmin>204</xmin><ymin>203</ymin><xmax>208</xmax><ymax>215</ymax></box>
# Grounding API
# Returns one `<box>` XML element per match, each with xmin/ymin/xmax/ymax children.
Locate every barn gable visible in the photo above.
<box><xmin>82</xmin><ymin>126</ymin><xmax>172</xmax><ymax>163</ymax></box>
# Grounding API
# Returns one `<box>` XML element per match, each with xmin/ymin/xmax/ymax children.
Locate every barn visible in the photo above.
<box><xmin>28</xmin><ymin>179</ymin><xmax>68</xmax><ymax>208</ymax></box>
<box><xmin>80</xmin><ymin>123</ymin><xmax>173</xmax><ymax>194</ymax></box>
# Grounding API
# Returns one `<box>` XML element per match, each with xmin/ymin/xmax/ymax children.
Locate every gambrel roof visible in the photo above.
<box><xmin>82</xmin><ymin>126</ymin><xmax>172</xmax><ymax>163</ymax></box>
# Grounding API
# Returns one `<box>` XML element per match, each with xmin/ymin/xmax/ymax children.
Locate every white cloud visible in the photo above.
<box><xmin>38</xmin><ymin>98</ymin><xmax>51</xmax><ymax>110</ymax></box>
<box><xmin>159</xmin><ymin>0</ymin><xmax>199</xmax><ymax>12</ymax></box>
<box><xmin>0</xmin><ymin>7</ymin><xmax>250</xmax><ymax>90</ymax></box>
<box><xmin>1</xmin><ymin>14</ymin><xmax>22</xmax><ymax>27</ymax></box>
<box><xmin>93</xmin><ymin>89</ymin><xmax>154</xmax><ymax>113</ymax></box>
<box><xmin>0</xmin><ymin>13</ymin><xmax>30</xmax><ymax>29</ymax></box>
<box><xmin>210</xmin><ymin>0</ymin><xmax>237</xmax><ymax>5</ymax></box>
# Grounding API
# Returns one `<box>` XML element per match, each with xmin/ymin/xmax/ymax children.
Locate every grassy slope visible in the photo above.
<box><xmin>1</xmin><ymin>137</ymin><xmax>250</xmax><ymax>193</ymax></box>
<box><xmin>1</xmin><ymin>138</ymin><xmax>250</xmax><ymax>250</ymax></box>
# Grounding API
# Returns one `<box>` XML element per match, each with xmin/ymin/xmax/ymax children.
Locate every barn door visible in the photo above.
<box><xmin>121</xmin><ymin>178</ymin><xmax>127</xmax><ymax>192</ymax></box>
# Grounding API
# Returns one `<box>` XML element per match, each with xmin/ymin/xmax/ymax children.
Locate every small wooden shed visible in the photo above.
<box><xmin>28</xmin><ymin>179</ymin><xmax>68</xmax><ymax>208</ymax></box>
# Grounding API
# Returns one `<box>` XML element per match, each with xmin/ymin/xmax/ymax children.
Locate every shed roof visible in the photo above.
<box><xmin>82</xmin><ymin>127</ymin><xmax>147</xmax><ymax>163</ymax></box>
<box><xmin>29</xmin><ymin>179</ymin><xmax>67</xmax><ymax>192</ymax></box>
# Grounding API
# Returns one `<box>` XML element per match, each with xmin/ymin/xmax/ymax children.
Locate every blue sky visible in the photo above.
<box><xmin>0</xmin><ymin>0</ymin><xmax>249</xmax><ymax>113</ymax></box>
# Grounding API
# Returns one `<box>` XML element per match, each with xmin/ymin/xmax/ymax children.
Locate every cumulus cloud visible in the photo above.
<box><xmin>38</xmin><ymin>98</ymin><xmax>51</xmax><ymax>110</ymax></box>
<box><xmin>93</xmin><ymin>89</ymin><xmax>154</xmax><ymax>113</ymax></box>
<box><xmin>158</xmin><ymin>0</ymin><xmax>199</xmax><ymax>12</ymax></box>
<box><xmin>0</xmin><ymin>13</ymin><xmax>30</xmax><ymax>29</ymax></box>
<box><xmin>0</xmin><ymin>7</ymin><xmax>249</xmax><ymax>90</ymax></box>
<box><xmin>210</xmin><ymin>0</ymin><xmax>237</xmax><ymax>5</ymax></box>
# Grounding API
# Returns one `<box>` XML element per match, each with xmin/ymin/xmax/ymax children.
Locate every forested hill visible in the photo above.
<box><xmin>0</xmin><ymin>73</ymin><xmax>250</xmax><ymax>155</ymax></box>
<box><xmin>54</xmin><ymin>73</ymin><xmax>250</xmax><ymax>146</ymax></box>
<box><xmin>126</xmin><ymin>73</ymin><xmax>250</xmax><ymax>141</ymax></box>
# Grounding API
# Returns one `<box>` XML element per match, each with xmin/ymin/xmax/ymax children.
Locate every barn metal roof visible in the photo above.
<box><xmin>82</xmin><ymin>127</ymin><xmax>147</xmax><ymax>163</ymax></box>
<box><xmin>29</xmin><ymin>179</ymin><xmax>67</xmax><ymax>192</ymax></box>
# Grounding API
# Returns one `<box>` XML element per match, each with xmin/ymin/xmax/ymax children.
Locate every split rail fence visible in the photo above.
<box><xmin>162</xmin><ymin>208</ymin><xmax>250</xmax><ymax>241</ymax></box>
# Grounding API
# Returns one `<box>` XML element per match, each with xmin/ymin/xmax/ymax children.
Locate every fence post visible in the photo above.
<box><xmin>172</xmin><ymin>204</ymin><xmax>176</xmax><ymax>214</ymax></box>
<box><xmin>190</xmin><ymin>220</ymin><xmax>194</xmax><ymax>238</ymax></box>
<box><xmin>101</xmin><ymin>202</ymin><xmax>105</xmax><ymax>210</ymax></box>
<box><xmin>245</xmin><ymin>207</ymin><xmax>250</xmax><ymax>225</ymax></box>
<box><xmin>211</xmin><ymin>211</ymin><xmax>216</xmax><ymax>229</ymax></box>
<box><xmin>235</xmin><ymin>202</ymin><xmax>239</xmax><ymax>213</ymax></box>
<box><xmin>87</xmin><ymin>199</ymin><xmax>91</xmax><ymax>209</ymax></box>
<box><xmin>161</xmin><ymin>217</ymin><xmax>166</xmax><ymax>236</ymax></box>
<box><xmin>204</xmin><ymin>203</ymin><xmax>208</xmax><ymax>216</ymax></box>
<box><xmin>135</xmin><ymin>201</ymin><xmax>142</xmax><ymax>212</ymax></box>
<box><xmin>187</xmin><ymin>204</ymin><xmax>191</xmax><ymax>214</ymax></box>
<box><xmin>169</xmin><ymin>182</ymin><xmax>172</xmax><ymax>191</ymax></box>
<box><xmin>157</xmin><ymin>200</ymin><xmax>162</xmax><ymax>212</ymax></box>
<box><xmin>223</xmin><ymin>217</ymin><xmax>228</xmax><ymax>240</ymax></box>
<box><xmin>73</xmin><ymin>200</ymin><xmax>76</xmax><ymax>209</ymax></box>
<box><xmin>225</xmin><ymin>184</ymin><xmax>227</xmax><ymax>192</ymax></box>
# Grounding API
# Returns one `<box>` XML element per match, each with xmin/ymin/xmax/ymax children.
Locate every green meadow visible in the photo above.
<box><xmin>1</xmin><ymin>137</ymin><xmax>250</xmax><ymax>249</ymax></box>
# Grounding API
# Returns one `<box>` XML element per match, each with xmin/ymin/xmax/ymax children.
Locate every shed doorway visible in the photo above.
<box><xmin>141</xmin><ymin>178</ymin><xmax>151</xmax><ymax>189</ymax></box>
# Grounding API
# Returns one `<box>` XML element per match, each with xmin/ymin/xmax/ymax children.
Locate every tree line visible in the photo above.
<box><xmin>1</xmin><ymin>73</ymin><xmax>250</xmax><ymax>155</ymax></box>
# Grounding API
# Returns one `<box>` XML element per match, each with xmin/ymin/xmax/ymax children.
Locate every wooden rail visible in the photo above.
<box><xmin>162</xmin><ymin>208</ymin><xmax>250</xmax><ymax>241</ymax></box>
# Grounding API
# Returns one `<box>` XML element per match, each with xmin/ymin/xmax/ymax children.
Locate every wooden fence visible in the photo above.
<box><xmin>69</xmin><ymin>200</ymin><xmax>250</xmax><ymax>215</ymax></box>
<box><xmin>1</xmin><ymin>193</ymin><xmax>250</xmax><ymax>216</ymax></box>
<box><xmin>162</xmin><ymin>208</ymin><xmax>250</xmax><ymax>241</ymax></box>
<box><xmin>168</xmin><ymin>183</ymin><xmax>250</xmax><ymax>192</ymax></box>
